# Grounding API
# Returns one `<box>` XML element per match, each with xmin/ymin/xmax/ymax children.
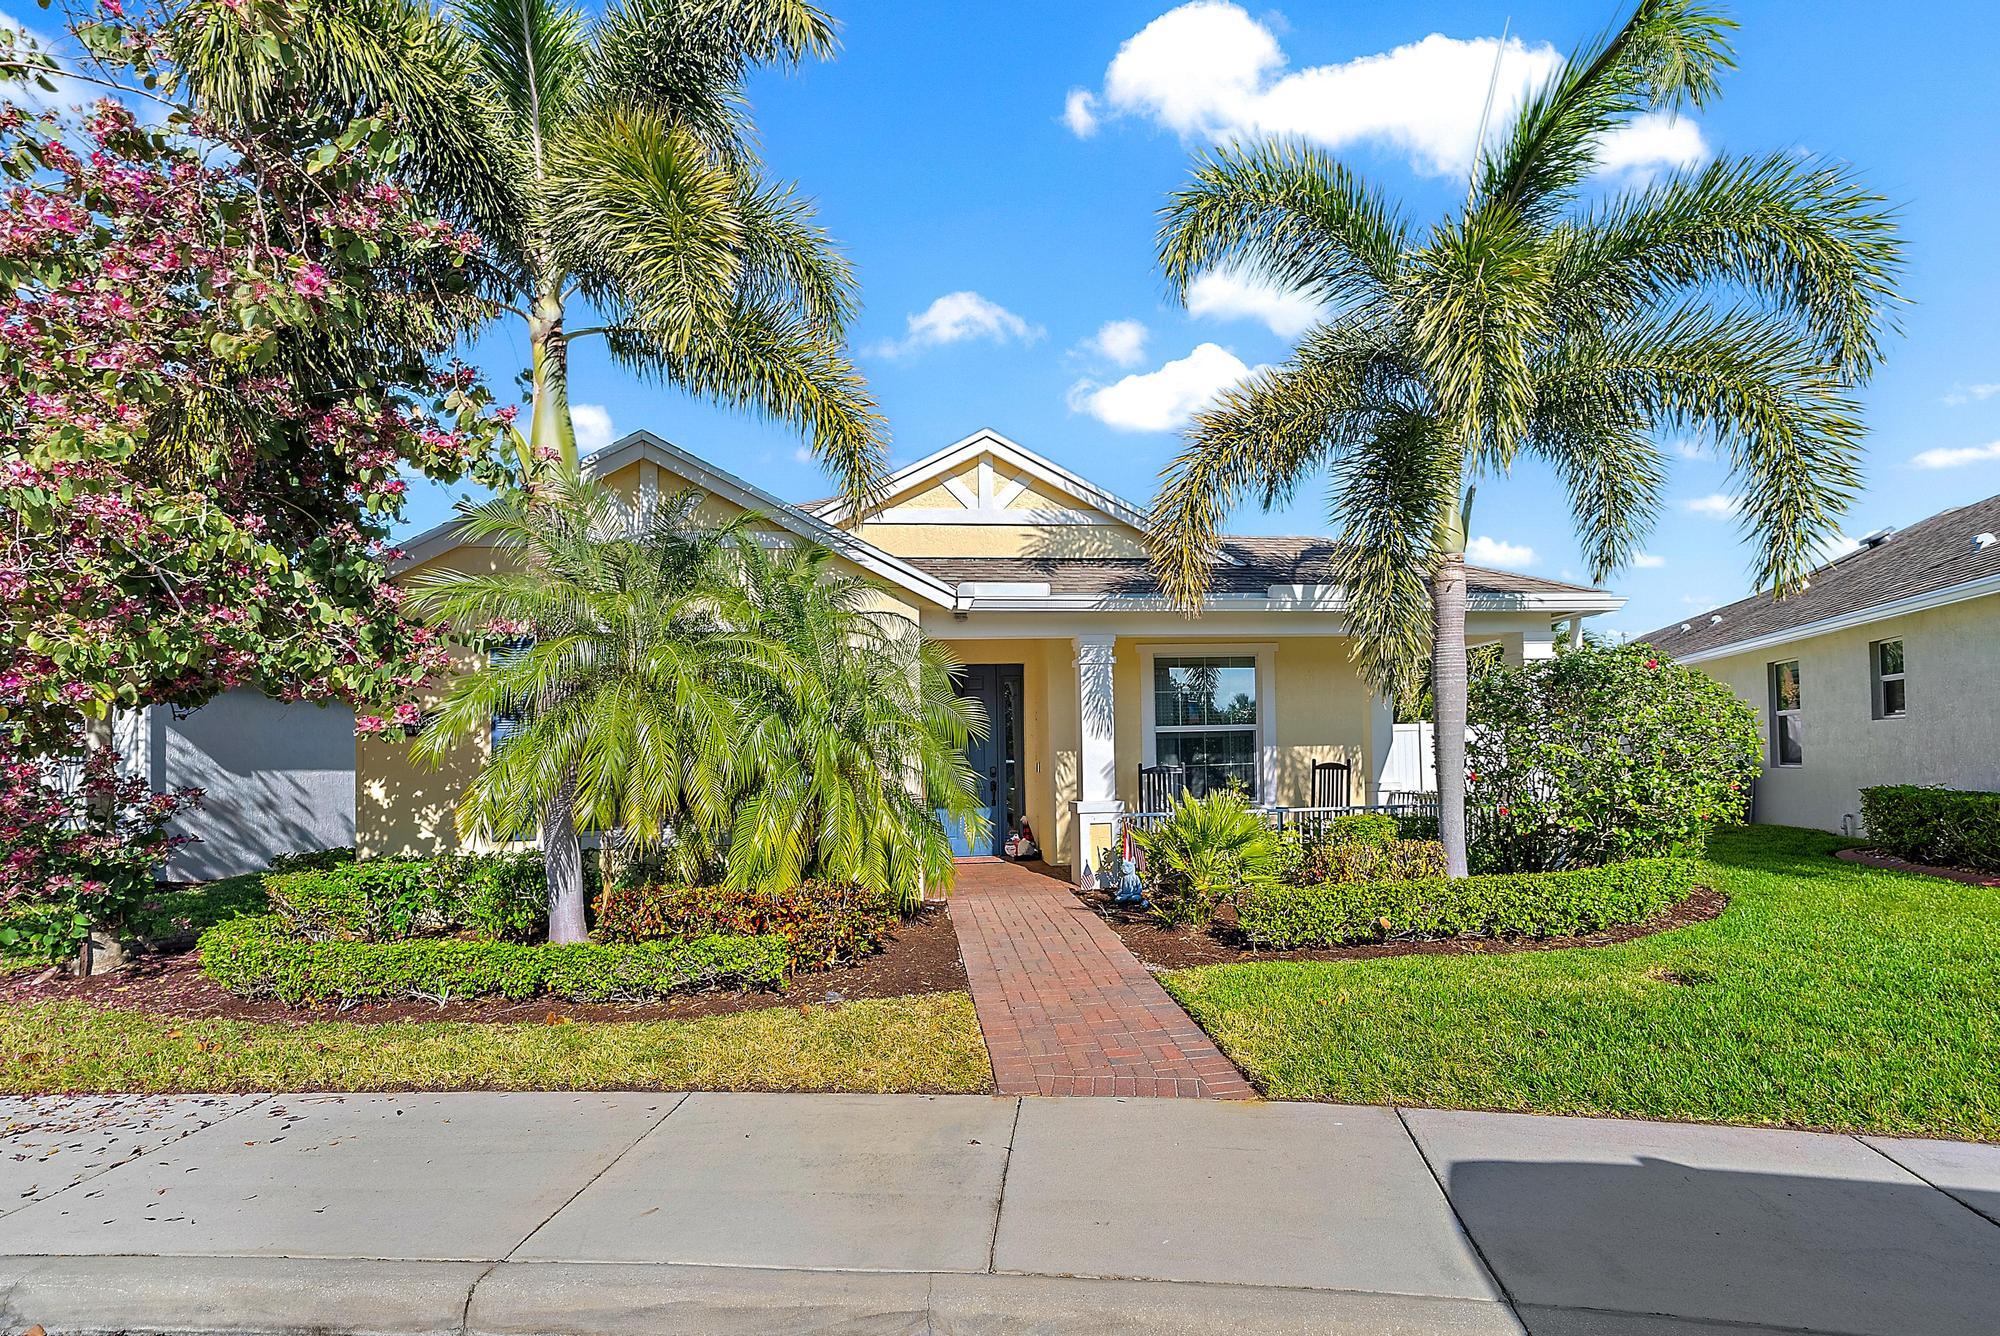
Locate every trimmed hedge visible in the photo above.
<box><xmin>1861</xmin><ymin>786</ymin><xmax>2000</xmax><ymax>873</ymax></box>
<box><xmin>1275</xmin><ymin>833</ymin><xmax>1446</xmax><ymax>888</ymax></box>
<box><xmin>593</xmin><ymin>881</ymin><xmax>899</xmax><ymax>971</ymax></box>
<box><xmin>199</xmin><ymin>915</ymin><xmax>786</xmax><ymax>1005</ymax></box>
<box><xmin>263</xmin><ymin>853</ymin><xmax>564</xmax><ymax>944</ymax></box>
<box><xmin>1235</xmin><ymin>857</ymin><xmax>1698</xmax><ymax>949</ymax></box>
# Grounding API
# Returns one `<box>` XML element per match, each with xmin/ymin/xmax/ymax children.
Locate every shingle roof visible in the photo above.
<box><xmin>901</xmin><ymin>537</ymin><xmax>1608</xmax><ymax>601</ymax></box>
<box><xmin>1639</xmin><ymin>494</ymin><xmax>2000</xmax><ymax>657</ymax></box>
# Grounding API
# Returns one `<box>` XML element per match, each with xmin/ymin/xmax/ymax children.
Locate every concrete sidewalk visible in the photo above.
<box><xmin>2</xmin><ymin>1093</ymin><xmax>1997</xmax><ymax>1335</ymax></box>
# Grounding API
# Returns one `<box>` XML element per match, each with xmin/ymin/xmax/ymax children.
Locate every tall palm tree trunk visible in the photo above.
<box><xmin>541</xmin><ymin>767</ymin><xmax>589</xmax><ymax>943</ymax></box>
<box><xmin>527</xmin><ymin>273</ymin><xmax>579</xmax><ymax>472</ymax></box>
<box><xmin>1431</xmin><ymin>551</ymin><xmax>1470</xmax><ymax>879</ymax></box>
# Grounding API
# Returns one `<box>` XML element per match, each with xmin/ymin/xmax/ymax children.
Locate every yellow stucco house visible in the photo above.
<box><xmin>359</xmin><ymin>428</ymin><xmax>1622</xmax><ymax>883</ymax></box>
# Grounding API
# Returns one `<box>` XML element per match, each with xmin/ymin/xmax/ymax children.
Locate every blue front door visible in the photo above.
<box><xmin>944</xmin><ymin>664</ymin><xmax>1023</xmax><ymax>857</ymax></box>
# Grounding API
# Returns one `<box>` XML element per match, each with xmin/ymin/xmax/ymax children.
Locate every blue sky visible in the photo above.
<box><xmin>17</xmin><ymin>1</ymin><xmax>1998</xmax><ymax>638</ymax></box>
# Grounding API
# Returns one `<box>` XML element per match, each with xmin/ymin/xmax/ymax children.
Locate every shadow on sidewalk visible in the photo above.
<box><xmin>1446</xmin><ymin>1153</ymin><xmax>2000</xmax><ymax>1335</ymax></box>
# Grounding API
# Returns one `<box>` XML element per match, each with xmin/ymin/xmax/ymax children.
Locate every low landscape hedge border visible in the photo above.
<box><xmin>199</xmin><ymin>916</ymin><xmax>787</xmax><ymax>1005</ymax></box>
<box><xmin>1860</xmin><ymin>785</ymin><xmax>2000</xmax><ymax>874</ymax></box>
<box><xmin>1235</xmin><ymin>857</ymin><xmax>1700</xmax><ymax>949</ymax></box>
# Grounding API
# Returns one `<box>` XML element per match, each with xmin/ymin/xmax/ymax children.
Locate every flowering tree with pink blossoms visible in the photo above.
<box><xmin>0</xmin><ymin>5</ymin><xmax>517</xmax><ymax>963</ymax></box>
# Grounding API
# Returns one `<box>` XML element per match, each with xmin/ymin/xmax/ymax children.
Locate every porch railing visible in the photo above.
<box><xmin>1116</xmin><ymin>795</ymin><xmax>1438</xmax><ymax>842</ymax></box>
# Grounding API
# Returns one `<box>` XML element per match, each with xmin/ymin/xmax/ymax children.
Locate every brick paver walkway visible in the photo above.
<box><xmin>948</xmin><ymin>859</ymin><xmax>1255</xmax><ymax>1099</ymax></box>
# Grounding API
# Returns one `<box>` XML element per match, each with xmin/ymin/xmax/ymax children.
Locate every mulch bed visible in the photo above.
<box><xmin>1076</xmin><ymin>885</ymin><xmax>1731</xmax><ymax>971</ymax></box>
<box><xmin>1835</xmin><ymin>848</ymin><xmax>2000</xmax><ymax>887</ymax></box>
<box><xmin>0</xmin><ymin>904</ymin><xmax>967</xmax><ymax>1026</ymax></box>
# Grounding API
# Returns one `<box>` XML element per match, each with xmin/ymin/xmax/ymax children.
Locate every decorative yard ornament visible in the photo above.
<box><xmin>1116</xmin><ymin>827</ymin><xmax>1146</xmax><ymax>906</ymax></box>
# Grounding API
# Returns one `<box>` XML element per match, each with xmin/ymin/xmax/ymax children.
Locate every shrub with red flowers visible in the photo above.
<box><xmin>0</xmin><ymin>4</ymin><xmax>520</xmax><ymax>751</ymax></box>
<box><xmin>0</xmin><ymin>732</ymin><xmax>200</xmax><ymax>964</ymax></box>
<box><xmin>1466</xmin><ymin>640</ymin><xmax>1760</xmax><ymax>873</ymax></box>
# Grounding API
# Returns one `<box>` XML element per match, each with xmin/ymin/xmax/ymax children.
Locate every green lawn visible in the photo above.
<box><xmin>0</xmin><ymin>992</ymin><xmax>993</xmax><ymax>1095</ymax></box>
<box><xmin>1163</xmin><ymin>826</ymin><xmax>2000</xmax><ymax>1139</ymax></box>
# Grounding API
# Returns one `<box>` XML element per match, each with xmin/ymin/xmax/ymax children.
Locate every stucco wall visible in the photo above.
<box><xmin>145</xmin><ymin>691</ymin><xmax>357</xmax><ymax>880</ymax></box>
<box><xmin>1694</xmin><ymin>592</ymin><xmax>2000</xmax><ymax>832</ymax></box>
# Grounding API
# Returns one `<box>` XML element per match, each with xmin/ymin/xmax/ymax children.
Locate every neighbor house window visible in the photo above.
<box><xmin>1871</xmin><ymin>639</ymin><xmax>1906</xmax><ymax>719</ymax></box>
<box><xmin>1769</xmin><ymin>659</ymin><xmax>1803</xmax><ymax>767</ymax></box>
<box><xmin>1152</xmin><ymin>655</ymin><xmax>1259</xmax><ymax>799</ymax></box>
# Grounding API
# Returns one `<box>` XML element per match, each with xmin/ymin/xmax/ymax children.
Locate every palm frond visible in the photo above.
<box><xmin>1157</xmin><ymin>140</ymin><xmax>1408</xmax><ymax>313</ymax></box>
<box><xmin>1476</xmin><ymin>0</ymin><xmax>1736</xmax><ymax>222</ymax></box>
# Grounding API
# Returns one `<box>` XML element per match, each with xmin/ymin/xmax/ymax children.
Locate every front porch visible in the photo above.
<box><xmin>935</xmin><ymin>627</ymin><xmax>1542</xmax><ymax>886</ymax></box>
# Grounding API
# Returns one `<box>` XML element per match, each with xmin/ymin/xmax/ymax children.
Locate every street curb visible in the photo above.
<box><xmin>1</xmin><ymin>1256</ymin><xmax>1526</xmax><ymax>1336</ymax></box>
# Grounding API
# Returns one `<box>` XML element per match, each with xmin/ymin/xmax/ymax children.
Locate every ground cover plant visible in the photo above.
<box><xmin>1860</xmin><ymin>786</ymin><xmax>2000</xmax><ymax>873</ymax></box>
<box><xmin>0</xmin><ymin>993</ymin><xmax>992</xmax><ymax>1095</ymax></box>
<box><xmin>595</xmin><ymin>880</ymin><xmax>899</xmax><ymax>971</ymax></box>
<box><xmin>1237</xmin><ymin>858</ymin><xmax>1694</xmax><ymax>949</ymax></box>
<box><xmin>1164</xmin><ymin>826</ymin><xmax>2000</xmax><ymax>1138</ymax></box>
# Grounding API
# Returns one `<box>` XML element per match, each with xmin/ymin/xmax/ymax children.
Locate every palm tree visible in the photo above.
<box><xmin>726</xmin><ymin>540</ymin><xmax>986</xmax><ymax>912</ymax></box>
<box><xmin>170</xmin><ymin>0</ymin><xmax>886</xmax><ymax>495</ymax></box>
<box><xmin>405</xmin><ymin>472</ymin><xmax>783</xmax><ymax>942</ymax></box>
<box><xmin>1147</xmin><ymin>0</ymin><xmax>1901</xmax><ymax>876</ymax></box>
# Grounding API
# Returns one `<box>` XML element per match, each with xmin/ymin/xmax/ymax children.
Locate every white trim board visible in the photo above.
<box><xmin>817</xmin><ymin>427</ymin><xmax>1156</xmax><ymax>533</ymax></box>
<box><xmin>392</xmin><ymin>432</ymin><xmax>959</xmax><ymax>609</ymax></box>
<box><xmin>1672</xmin><ymin>573</ymin><xmax>2000</xmax><ymax>664</ymax></box>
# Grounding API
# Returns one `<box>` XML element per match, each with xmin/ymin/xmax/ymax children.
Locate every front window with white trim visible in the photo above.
<box><xmin>1871</xmin><ymin>639</ymin><xmax>1906</xmax><ymax>719</ymax></box>
<box><xmin>1152</xmin><ymin>655</ymin><xmax>1260</xmax><ymax>799</ymax></box>
<box><xmin>1769</xmin><ymin>659</ymin><xmax>1803</xmax><ymax>767</ymax></box>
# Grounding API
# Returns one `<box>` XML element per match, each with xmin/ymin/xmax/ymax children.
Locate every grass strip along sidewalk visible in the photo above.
<box><xmin>1164</xmin><ymin>826</ymin><xmax>2000</xmax><ymax>1140</ymax></box>
<box><xmin>0</xmin><ymin>992</ymin><xmax>992</xmax><ymax>1095</ymax></box>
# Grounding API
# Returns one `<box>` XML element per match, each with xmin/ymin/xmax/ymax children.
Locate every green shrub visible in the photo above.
<box><xmin>1276</xmin><ymin>824</ymin><xmax>1445</xmax><ymax>887</ymax></box>
<box><xmin>1860</xmin><ymin>786</ymin><xmax>2000</xmax><ymax>872</ymax></box>
<box><xmin>1468</xmin><ymin>642</ymin><xmax>1760</xmax><ymax>872</ymax></box>
<box><xmin>593</xmin><ymin>881</ymin><xmax>900</xmax><ymax>971</ymax></box>
<box><xmin>262</xmin><ymin>853</ymin><xmax>564</xmax><ymax>944</ymax></box>
<box><xmin>198</xmin><ymin>915</ymin><xmax>786</xmax><ymax>1005</ymax></box>
<box><xmin>1235</xmin><ymin>857</ymin><xmax>1698</xmax><ymax>949</ymax></box>
<box><xmin>1393</xmin><ymin>813</ymin><xmax>1440</xmax><ymax>841</ymax></box>
<box><xmin>265</xmin><ymin>848</ymin><xmax>357</xmax><ymax>875</ymax></box>
<box><xmin>1133</xmin><ymin>790</ymin><xmax>1280</xmax><ymax>927</ymax></box>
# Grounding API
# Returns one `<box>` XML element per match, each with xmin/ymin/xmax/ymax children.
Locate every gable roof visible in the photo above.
<box><xmin>811</xmin><ymin>427</ymin><xmax>1155</xmax><ymax>532</ymax></box>
<box><xmin>906</xmin><ymin>538</ymin><xmax>1616</xmax><ymax>611</ymax></box>
<box><xmin>1641</xmin><ymin>493</ymin><xmax>2000</xmax><ymax>661</ymax></box>
<box><xmin>394</xmin><ymin>431</ymin><xmax>959</xmax><ymax>609</ymax></box>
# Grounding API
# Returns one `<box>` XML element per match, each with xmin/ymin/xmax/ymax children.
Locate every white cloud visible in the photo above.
<box><xmin>1081</xmin><ymin>318</ymin><xmax>1149</xmax><ymax>368</ymax></box>
<box><xmin>1062</xmin><ymin>87</ymin><xmax>1100</xmax><ymax>137</ymax></box>
<box><xmin>1594</xmin><ymin>111</ymin><xmax>1708</xmax><ymax>181</ymax></box>
<box><xmin>792</xmin><ymin>446</ymin><xmax>815</xmax><ymax>464</ymax></box>
<box><xmin>1812</xmin><ymin>532</ymin><xmax>1863</xmax><ymax>565</ymax></box>
<box><xmin>1070</xmin><ymin>2</ymin><xmax>1705</xmax><ymax>179</ymax></box>
<box><xmin>1942</xmin><ymin>383</ymin><xmax>2000</xmax><ymax>407</ymax></box>
<box><xmin>1465</xmin><ymin>535</ymin><xmax>1535</xmax><ymax>568</ymax></box>
<box><xmin>1672</xmin><ymin>439</ymin><xmax>1712</xmax><ymax>460</ymax></box>
<box><xmin>0</xmin><ymin>18</ymin><xmax>92</xmax><ymax>113</ymax></box>
<box><xmin>1683</xmin><ymin>493</ymin><xmax>1742</xmax><ymax>518</ymax></box>
<box><xmin>874</xmin><ymin>291</ymin><xmax>1041</xmax><ymax>358</ymax></box>
<box><xmin>1068</xmin><ymin>342</ymin><xmax>1258</xmax><ymax>433</ymax></box>
<box><xmin>1633</xmin><ymin>553</ymin><xmax>1666</xmax><ymax>569</ymax></box>
<box><xmin>1185</xmin><ymin>269</ymin><xmax>1323</xmax><ymax>337</ymax></box>
<box><xmin>1911</xmin><ymin>439</ymin><xmax>2000</xmax><ymax>469</ymax></box>
<box><xmin>569</xmin><ymin>403</ymin><xmax>615</xmax><ymax>454</ymax></box>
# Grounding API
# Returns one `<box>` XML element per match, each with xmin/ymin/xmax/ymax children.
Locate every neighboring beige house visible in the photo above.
<box><xmin>360</xmin><ymin>429</ymin><xmax>1621</xmax><ymax>882</ymax></box>
<box><xmin>1643</xmin><ymin>494</ymin><xmax>2000</xmax><ymax>835</ymax></box>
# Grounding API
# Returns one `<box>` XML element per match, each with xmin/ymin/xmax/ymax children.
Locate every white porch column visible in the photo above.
<box><xmin>1366</xmin><ymin>691</ymin><xmax>1396</xmax><ymax>805</ymax></box>
<box><xmin>1073</xmin><ymin>633</ymin><xmax>1122</xmax><ymax>887</ymax></box>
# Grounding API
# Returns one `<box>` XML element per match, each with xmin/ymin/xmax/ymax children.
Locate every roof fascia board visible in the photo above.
<box><xmin>392</xmin><ymin>431</ymin><xmax>957</xmax><ymax>609</ymax></box>
<box><xmin>1673</xmin><ymin>572</ymin><xmax>2000</xmax><ymax>663</ymax></box>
